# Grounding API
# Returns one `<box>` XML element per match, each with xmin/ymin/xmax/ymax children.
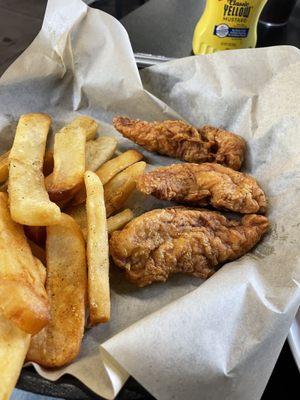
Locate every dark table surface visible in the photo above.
<box><xmin>121</xmin><ymin>0</ymin><xmax>300</xmax><ymax>58</ymax></box>
<box><xmin>0</xmin><ymin>0</ymin><xmax>298</xmax><ymax>399</ymax></box>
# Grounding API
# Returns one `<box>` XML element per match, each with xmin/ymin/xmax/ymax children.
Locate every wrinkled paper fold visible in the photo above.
<box><xmin>0</xmin><ymin>0</ymin><xmax>299</xmax><ymax>399</ymax></box>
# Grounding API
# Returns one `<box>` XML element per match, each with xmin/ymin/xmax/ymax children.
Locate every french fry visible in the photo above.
<box><xmin>44</xmin><ymin>117</ymin><xmax>98</xmax><ymax>204</ymax></box>
<box><xmin>66</xmin><ymin>204</ymin><xmax>88</xmax><ymax>240</ymax></box>
<box><xmin>35</xmin><ymin>257</ymin><xmax>46</xmax><ymax>285</ymax></box>
<box><xmin>45</xmin><ymin>118</ymin><xmax>91</xmax><ymax>202</ymax></box>
<box><xmin>72</xmin><ymin>149</ymin><xmax>143</xmax><ymax>206</ymax></box>
<box><xmin>85</xmin><ymin>171</ymin><xmax>110</xmax><ymax>325</ymax></box>
<box><xmin>97</xmin><ymin>149</ymin><xmax>143</xmax><ymax>185</ymax></box>
<box><xmin>70</xmin><ymin>137</ymin><xmax>118</xmax><ymax>206</ymax></box>
<box><xmin>104</xmin><ymin>161</ymin><xmax>146</xmax><ymax>217</ymax></box>
<box><xmin>66</xmin><ymin>206</ymin><xmax>133</xmax><ymax>239</ymax></box>
<box><xmin>107</xmin><ymin>209</ymin><xmax>134</xmax><ymax>234</ymax></box>
<box><xmin>0</xmin><ymin>193</ymin><xmax>50</xmax><ymax>334</ymax></box>
<box><xmin>8</xmin><ymin>113</ymin><xmax>61</xmax><ymax>226</ymax></box>
<box><xmin>45</xmin><ymin>136</ymin><xmax>117</xmax><ymax>207</ymax></box>
<box><xmin>27</xmin><ymin>214</ymin><xmax>86</xmax><ymax>368</ymax></box>
<box><xmin>0</xmin><ymin>149</ymin><xmax>53</xmax><ymax>186</ymax></box>
<box><xmin>0</xmin><ymin>150</ymin><xmax>9</xmax><ymax>183</ymax></box>
<box><xmin>28</xmin><ymin>240</ymin><xmax>46</xmax><ymax>266</ymax></box>
<box><xmin>86</xmin><ymin>136</ymin><xmax>117</xmax><ymax>172</ymax></box>
<box><xmin>24</xmin><ymin>225</ymin><xmax>46</xmax><ymax>247</ymax></box>
<box><xmin>72</xmin><ymin>115</ymin><xmax>98</xmax><ymax>141</ymax></box>
<box><xmin>0</xmin><ymin>315</ymin><xmax>31</xmax><ymax>400</ymax></box>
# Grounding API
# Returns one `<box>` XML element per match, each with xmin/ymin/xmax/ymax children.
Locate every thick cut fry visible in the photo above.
<box><xmin>0</xmin><ymin>315</ymin><xmax>31</xmax><ymax>400</ymax></box>
<box><xmin>66</xmin><ymin>204</ymin><xmax>87</xmax><ymax>240</ymax></box>
<box><xmin>9</xmin><ymin>160</ymin><xmax>61</xmax><ymax>226</ymax></box>
<box><xmin>28</xmin><ymin>240</ymin><xmax>46</xmax><ymax>266</ymax></box>
<box><xmin>45</xmin><ymin>118</ymin><xmax>92</xmax><ymax>202</ymax></box>
<box><xmin>45</xmin><ymin>136</ymin><xmax>116</xmax><ymax>208</ymax></box>
<box><xmin>0</xmin><ymin>193</ymin><xmax>50</xmax><ymax>334</ymax></box>
<box><xmin>104</xmin><ymin>161</ymin><xmax>146</xmax><ymax>217</ymax></box>
<box><xmin>44</xmin><ymin>117</ymin><xmax>98</xmax><ymax>203</ymax></box>
<box><xmin>72</xmin><ymin>149</ymin><xmax>143</xmax><ymax>206</ymax></box>
<box><xmin>0</xmin><ymin>150</ymin><xmax>53</xmax><ymax>186</ymax></box>
<box><xmin>85</xmin><ymin>171</ymin><xmax>110</xmax><ymax>325</ymax></box>
<box><xmin>27</xmin><ymin>214</ymin><xmax>86</xmax><ymax>368</ymax></box>
<box><xmin>107</xmin><ymin>209</ymin><xmax>134</xmax><ymax>234</ymax></box>
<box><xmin>97</xmin><ymin>149</ymin><xmax>143</xmax><ymax>185</ymax></box>
<box><xmin>8</xmin><ymin>113</ymin><xmax>61</xmax><ymax>226</ymax></box>
<box><xmin>35</xmin><ymin>257</ymin><xmax>46</xmax><ymax>285</ymax></box>
<box><xmin>86</xmin><ymin>136</ymin><xmax>117</xmax><ymax>172</ymax></box>
<box><xmin>71</xmin><ymin>115</ymin><xmax>98</xmax><ymax>141</ymax></box>
<box><xmin>70</xmin><ymin>136</ymin><xmax>118</xmax><ymax>206</ymax></box>
<box><xmin>0</xmin><ymin>150</ymin><xmax>9</xmax><ymax>183</ymax></box>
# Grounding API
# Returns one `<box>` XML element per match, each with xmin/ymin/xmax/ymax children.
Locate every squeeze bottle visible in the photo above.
<box><xmin>193</xmin><ymin>0</ymin><xmax>268</xmax><ymax>54</ymax></box>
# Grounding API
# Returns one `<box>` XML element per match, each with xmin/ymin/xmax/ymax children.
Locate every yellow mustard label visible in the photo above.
<box><xmin>193</xmin><ymin>0</ymin><xmax>267</xmax><ymax>54</ymax></box>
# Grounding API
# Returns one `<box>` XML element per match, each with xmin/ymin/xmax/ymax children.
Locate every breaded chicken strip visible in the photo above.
<box><xmin>113</xmin><ymin>117</ymin><xmax>246</xmax><ymax>170</ymax></box>
<box><xmin>110</xmin><ymin>208</ymin><xmax>268</xmax><ymax>287</ymax></box>
<box><xmin>137</xmin><ymin>163</ymin><xmax>267</xmax><ymax>214</ymax></box>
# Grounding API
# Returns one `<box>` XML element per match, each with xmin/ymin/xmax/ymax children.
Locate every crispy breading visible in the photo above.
<box><xmin>113</xmin><ymin>117</ymin><xmax>246</xmax><ymax>170</ymax></box>
<box><xmin>137</xmin><ymin>163</ymin><xmax>267</xmax><ymax>214</ymax></box>
<box><xmin>110</xmin><ymin>208</ymin><xmax>268</xmax><ymax>287</ymax></box>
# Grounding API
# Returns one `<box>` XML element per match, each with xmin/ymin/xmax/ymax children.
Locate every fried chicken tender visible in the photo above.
<box><xmin>113</xmin><ymin>117</ymin><xmax>246</xmax><ymax>170</ymax></box>
<box><xmin>110</xmin><ymin>208</ymin><xmax>268</xmax><ymax>287</ymax></box>
<box><xmin>137</xmin><ymin>163</ymin><xmax>267</xmax><ymax>214</ymax></box>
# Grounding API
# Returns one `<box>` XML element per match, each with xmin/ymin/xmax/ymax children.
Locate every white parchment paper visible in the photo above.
<box><xmin>0</xmin><ymin>1</ymin><xmax>299</xmax><ymax>399</ymax></box>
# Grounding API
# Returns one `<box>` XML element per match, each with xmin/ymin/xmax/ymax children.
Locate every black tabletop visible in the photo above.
<box><xmin>9</xmin><ymin>0</ymin><xmax>300</xmax><ymax>398</ymax></box>
<box><xmin>121</xmin><ymin>0</ymin><xmax>300</xmax><ymax>58</ymax></box>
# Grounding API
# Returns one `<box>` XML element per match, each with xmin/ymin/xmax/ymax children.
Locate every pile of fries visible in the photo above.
<box><xmin>0</xmin><ymin>113</ymin><xmax>145</xmax><ymax>398</ymax></box>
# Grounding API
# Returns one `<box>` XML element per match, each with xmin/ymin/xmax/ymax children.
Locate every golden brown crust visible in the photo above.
<box><xmin>137</xmin><ymin>163</ymin><xmax>267</xmax><ymax>214</ymax></box>
<box><xmin>113</xmin><ymin>117</ymin><xmax>246</xmax><ymax>170</ymax></box>
<box><xmin>110</xmin><ymin>208</ymin><xmax>268</xmax><ymax>287</ymax></box>
<box><xmin>0</xmin><ymin>192</ymin><xmax>50</xmax><ymax>334</ymax></box>
<box><xmin>26</xmin><ymin>214</ymin><xmax>86</xmax><ymax>367</ymax></box>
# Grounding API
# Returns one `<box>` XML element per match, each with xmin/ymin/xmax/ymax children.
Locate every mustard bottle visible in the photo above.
<box><xmin>193</xmin><ymin>0</ymin><xmax>268</xmax><ymax>54</ymax></box>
